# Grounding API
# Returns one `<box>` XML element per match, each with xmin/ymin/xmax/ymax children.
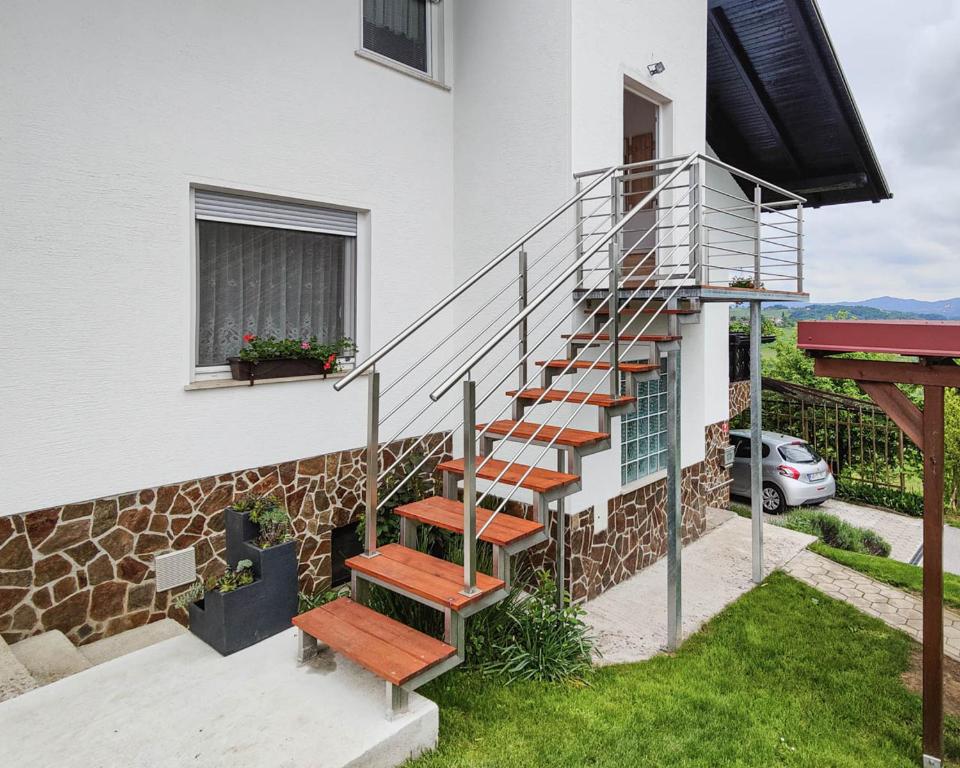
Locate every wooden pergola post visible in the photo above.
<box><xmin>796</xmin><ymin>320</ymin><xmax>960</xmax><ymax>768</ymax></box>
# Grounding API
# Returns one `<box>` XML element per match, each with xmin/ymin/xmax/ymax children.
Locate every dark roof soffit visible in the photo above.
<box><xmin>706</xmin><ymin>0</ymin><xmax>892</xmax><ymax>207</ymax></box>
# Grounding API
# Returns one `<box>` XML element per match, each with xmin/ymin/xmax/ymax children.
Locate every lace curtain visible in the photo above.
<box><xmin>363</xmin><ymin>0</ymin><xmax>428</xmax><ymax>72</ymax></box>
<box><xmin>197</xmin><ymin>220</ymin><xmax>354</xmax><ymax>367</ymax></box>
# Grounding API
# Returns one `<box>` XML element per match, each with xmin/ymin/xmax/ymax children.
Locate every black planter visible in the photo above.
<box><xmin>228</xmin><ymin>357</ymin><xmax>329</xmax><ymax>384</ymax></box>
<box><xmin>187</xmin><ymin>508</ymin><xmax>298</xmax><ymax>656</ymax></box>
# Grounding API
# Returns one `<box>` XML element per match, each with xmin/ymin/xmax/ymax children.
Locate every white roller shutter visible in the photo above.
<box><xmin>194</xmin><ymin>190</ymin><xmax>357</xmax><ymax>236</ymax></box>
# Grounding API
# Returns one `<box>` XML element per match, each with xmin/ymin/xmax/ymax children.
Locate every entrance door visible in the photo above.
<box><xmin>622</xmin><ymin>89</ymin><xmax>659</xmax><ymax>288</ymax></box>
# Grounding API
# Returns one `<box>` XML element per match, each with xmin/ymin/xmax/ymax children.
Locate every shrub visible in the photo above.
<box><xmin>473</xmin><ymin>571</ymin><xmax>595</xmax><ymax>685</ymax></box>
<box><xmin>233</xmin><ymin>494</ymin><xmax>293</xmax><ymax>548</ymax></box>
<box><xmin>777</xmin><ymin>509</ymin><xmax>891</xmax><ymax>557</ymax></box>
<box><xmin>835</xmin><ymin>476</ymin><xmax>924</xmax><ymax>517</ymax></box>
<box><xmin>298</xmin><ymin>585</ymin><xmax>351</xmax><ymax>613</ymax></box>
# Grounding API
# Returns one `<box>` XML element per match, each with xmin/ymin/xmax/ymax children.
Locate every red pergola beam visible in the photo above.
<box><xmin>813</xmin><ymin>357</ymin><xmax>960</xmax><ymax>388</ymax></box>
<box><xmin>798</xmin><ymin>320</ymin><xmax>960</xmax><ymax>358</ymax></box>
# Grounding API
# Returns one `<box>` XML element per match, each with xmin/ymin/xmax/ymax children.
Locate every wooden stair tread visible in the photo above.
<box><xmin>536</xmin><ymin>359</ymin><xmax>659</xmax><ymax>374</ymax></box>
<box><xmin>561</xmin><ymin>333</ymin><xmax>680</xmax><ymax>342</ymax></box>
<box><xmin>346</xmin><ymin>543</ymin><xmax>503</xmax><ymax>610</ymax></box>
<box><xmin>478</xmin><ymin>419</ymin><xmax>609</xmax><ymax>448</ymax></box>
<box><xmin>438</xmin><ymin>456</ymin><xmax>580</xmax><ymax>495</ymax></box>
<box><xmin>505</xmin><ymin>387</ymin><xmax>635</xmax><ymax>408</ymax></box>
<box><xmin>394</xmin><ymin>496</ymin><xmax>543</xmax><ymax>547</ymax></box>
<box><xmin>293</xmin><ymin>598</ymin><xmax>456</xmax><ymax>686</ymax></box>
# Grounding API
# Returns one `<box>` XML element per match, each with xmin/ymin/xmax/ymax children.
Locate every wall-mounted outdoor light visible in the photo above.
<box><xmin>647</xmin><ymin>61</ymin><xmax>665</xmax><ymax>76</ymax></box>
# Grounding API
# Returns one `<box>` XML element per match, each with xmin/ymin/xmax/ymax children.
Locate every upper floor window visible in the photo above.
<box><xmin>362</xmin><ymin>0</ymin><xmax>434</xmax><ymax>76</ymax></box>
<box><xmin>194</xmin><ymin>190</ymin><xmax>357</xmax><ymax>372</ymax></box>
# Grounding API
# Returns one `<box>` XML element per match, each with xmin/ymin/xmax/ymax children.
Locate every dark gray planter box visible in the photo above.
<box><xmin>187</xmin><ymin>508</ymin><xmax>298</xmax><ymax>656</ymax></box>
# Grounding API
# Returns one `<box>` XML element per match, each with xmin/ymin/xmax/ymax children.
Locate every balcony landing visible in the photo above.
<box><xmin>573</xmin><ymin>285</ymin><xmax>809</xmax><ymax>304</ymax></box>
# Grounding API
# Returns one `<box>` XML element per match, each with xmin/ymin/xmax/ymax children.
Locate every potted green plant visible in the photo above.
<box><xmin>179</xmin><ymin>495</ymin><xmax>299</xmax><ymax>655</ymax></box>
<box><xmin>228</xmin><ymin>334</ymin><xmax>357</xmax><ymax>384</ymax></box>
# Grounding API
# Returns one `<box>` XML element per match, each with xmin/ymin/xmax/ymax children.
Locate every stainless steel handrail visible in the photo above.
<box><xmin>333</xmin><ymin>166</ymin><xmax>618</xmax><ymax>391</ymax></box>
<box><xmin>429</xmin><ymin>152</ymin><xmax>699</xmax><ymax>402</ymax></box>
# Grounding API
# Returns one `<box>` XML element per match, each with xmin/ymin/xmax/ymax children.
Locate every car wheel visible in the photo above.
<box><xmin>761</xmin><ymin>483</ymin><xmax>786</xmax><ymax>514</ymax></box>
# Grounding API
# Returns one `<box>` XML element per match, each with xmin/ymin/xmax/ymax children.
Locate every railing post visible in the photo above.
<box><xmin>518</xmin><ymin>247</ymin><xmax>528</xmax><ymax>389</ymax></box>
<box><xmin>796</xmin><ymin>202</ymin><xmax>804</xmax><ymax>293</ymax></box>
<box><xmin>461</xmin><ymin>378</ymin><xmax>479</xmax><ymax>596</ymax></box>
<box><xmin>575</xmin><ymin>178</ymin><xmax>584</xmax><ymax>286</ymax></box>
<box><xmin>689</xmin><ymin>161</ymin><xmax>704</xmax><ymax>286</ymax></box>
<box><xmin>753</xmin><ymin>185</ymin><xmax>762</xmax><ymax>287</ymax></box>
<box><xmin>608</xmin><ymin>173</ymin><xmax>620</xmax><ymax>397</ymax></box>
<box><xmin>363</xmin><ymin>369</ymin><xmax>381</xmax><ymax>558</ymax></box>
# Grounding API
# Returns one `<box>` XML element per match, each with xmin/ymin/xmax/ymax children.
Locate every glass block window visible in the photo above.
<box><xmin>621</xmin><ymin>360</ymin><xmax>668</xmax><ymax>485</ymax></box>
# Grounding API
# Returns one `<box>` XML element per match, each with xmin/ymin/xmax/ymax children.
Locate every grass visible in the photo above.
<box><xmin>811</xmin><ymin>541</ymin><xmax>960</xmax><ymax>613</ymax></box>
<box><xmin>407</xmin><ymin>572</ymin><xmax>960</xmax><ymax>767</ymax></box>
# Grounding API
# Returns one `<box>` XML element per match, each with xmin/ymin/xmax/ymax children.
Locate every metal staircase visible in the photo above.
<box><xmin>293</xmin><ymin>152</ymin><xmax>806</xmax><ymax>715</ymax></box>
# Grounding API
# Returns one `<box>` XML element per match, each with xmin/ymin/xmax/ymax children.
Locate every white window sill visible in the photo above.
<box><xmin>354</xmin><ymin>49</ymin><xmax>450</xmax><ymax>91</ymax></box>
<box><xmin>184</xmin><ymin>369</ymin><xmax>361</xmax><ymax>391</ymax></box>
<box><xmin>620</xmin><ymin>468</ymin><xmax>668</xmax><ymax>495</ymax></box>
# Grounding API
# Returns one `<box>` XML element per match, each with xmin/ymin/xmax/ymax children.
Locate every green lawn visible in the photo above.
<box><xmin>811</xmin><ymin>541</ymin><xmax>960</xmax><ymax>613</ymax></box>
<box><xmin>407</xmin><ymin>573</ymin><xmax>959</xmax><ymax>767</ymax></box>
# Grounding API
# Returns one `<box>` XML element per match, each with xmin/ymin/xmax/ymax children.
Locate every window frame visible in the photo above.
<box><xmin>189</xmin><ymin>187</ymin><xmax>359</xmax><ymax>382</ymax></box>
<box><xmin>356</xmin><ymin>0</ymin><xmax>446</xmax><ymax>87</ymax></box>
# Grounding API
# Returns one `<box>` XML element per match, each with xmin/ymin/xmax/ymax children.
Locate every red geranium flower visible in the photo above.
<box><xmin>328</xmin><ymin>353</ymin><xmax>336</xmax><ymax>362</ymax></box>
<box><xmin>323</xmin><ymin>362</ymin><xmax>331</xmax><ymax>371</ymax></box>
<box><xmin>243</xmin><ymin>333</ymin><xmax>256</xmax><ymax>344</ymax></box>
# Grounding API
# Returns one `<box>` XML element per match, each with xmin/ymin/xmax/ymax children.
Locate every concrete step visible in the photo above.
<box><xmin>0</xmin><ymin>635</ymin><xmax>37</xmax><ymax>703</ymax></box>
<box><xmin>10</xmin><ymin>630</ymin><xmax>90</xmax><ymax>687</ymax></box>
<box><xmin>79</xmin><ymin>618</ymin><xmax>186</xmax><ymax>666</ymax></box>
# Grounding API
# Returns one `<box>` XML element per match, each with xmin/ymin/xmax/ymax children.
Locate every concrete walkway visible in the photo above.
<box><xmin>583</xmin><ymin>509</ymin><xmax>816</xmax><ymax>664</ymax></box>
<box><xmin>0</xmin><ymin>628</ymin><xmax>437</xmax><ymax>768</ymax></box>
<box><xmin>783</xmin><ymin>548</ymin><xmax>960</xmax><ymax>661</ymax></box>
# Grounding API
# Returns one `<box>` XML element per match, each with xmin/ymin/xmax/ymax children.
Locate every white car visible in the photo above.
<box><xmin>730</xmin><ymin>429</ymin><xmax>835</xmax><ymax>514</ymax></box>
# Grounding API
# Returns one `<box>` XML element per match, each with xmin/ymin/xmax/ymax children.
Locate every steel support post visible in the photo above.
<box><xmin>461</xmin><ymin>379</ymin><xmax>479</xmax><ymax>596</ymax></box>
<box><xmin>666</xmin><ymin>343</ymin><xmax>682</xmax><ymax>650</ymax></box>
<box><xmin>556</xmin><ymin>450</ymin><xmax>567</xmax><ymax>608</ymax></box>
<box><xmin>363</xmin><ymin>370</ymin><xmax>381</xmax><ymax>557</ymax></box>
<box><xmin>750</xmin><ymin>301</ymin><xmax>764</xmax><ymax>583</ymax></box>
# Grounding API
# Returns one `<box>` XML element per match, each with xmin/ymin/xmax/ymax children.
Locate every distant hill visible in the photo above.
<box><xmin>780</xmin><ymin>304</ymin><xmax>947</xmax><ymax>322</ymax></box>
<box><xmin>839</xmin><ymin>296</ymin><xmax>960</xmax><ymax>319</ymax></box>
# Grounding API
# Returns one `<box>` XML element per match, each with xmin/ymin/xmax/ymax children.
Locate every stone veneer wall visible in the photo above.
<box><xmin>730</xmin><ymin>380</ymin><xmax>751</xmax><ymax>418</ymax></box>
<box><xmin>0</xmin><ymin>434</ymin><xmax>450</xmax><ymax>645</ymax></box>
<box><xmin>524</xmin><ymin>421</ymin><xmax>732</xmax><ymax>603</ymax></box>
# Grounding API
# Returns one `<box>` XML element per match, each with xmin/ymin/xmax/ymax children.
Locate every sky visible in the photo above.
<box><xmin>802</xmin><ymin>0</ymin><xmax>960</xmax><ymax>303</ymax></box>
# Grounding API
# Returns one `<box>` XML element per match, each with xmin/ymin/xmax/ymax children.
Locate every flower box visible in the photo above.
<box><xmin>228</xmin><ymin>356</ymin><xmax>329</xmax><ymax>383</ymax></box>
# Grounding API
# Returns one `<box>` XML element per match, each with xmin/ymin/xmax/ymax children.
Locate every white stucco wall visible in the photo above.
<box><xmin>0</xmin><ymin>0</ymin><xmax>721</xmax><ymax>519</ymax></box>
<box><xmin>0</xmin><ymin>0</ymin><xmax>458</xmax><ymax>514</ymax></box>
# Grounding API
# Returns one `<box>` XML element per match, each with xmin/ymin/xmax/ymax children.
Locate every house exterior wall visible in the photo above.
<box><xmin>1</xmin><ymin>0</ymin><xmax>729</xmax><ymax>641</ymax></box>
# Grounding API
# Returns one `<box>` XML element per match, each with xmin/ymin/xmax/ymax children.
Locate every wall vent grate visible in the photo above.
<box><xmin>155</xmin><ymin>547</ymin><xmax>197</xmax><ymax>591</ymax></box>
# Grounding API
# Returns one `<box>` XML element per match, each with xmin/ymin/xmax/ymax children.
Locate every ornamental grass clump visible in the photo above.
<box><xmin>238</xmin><ymin>333</ymin><xmax>356</xmax><ymax>373</ymax></box>
<box><xmin>777</xmin><ymin>509</ymin><xmax>891</xmax><ymax>557</ymax></box>
<box><xmin>472</xmin><ymin>570</ymin><xmax>595</xmax><ymax>685</ymax></box>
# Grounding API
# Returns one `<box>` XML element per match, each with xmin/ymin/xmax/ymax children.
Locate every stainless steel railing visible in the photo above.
<box><xmin>336</xmin><ymin>150</ymin><xmax>805</xmax><ymax>596</ymax></box>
